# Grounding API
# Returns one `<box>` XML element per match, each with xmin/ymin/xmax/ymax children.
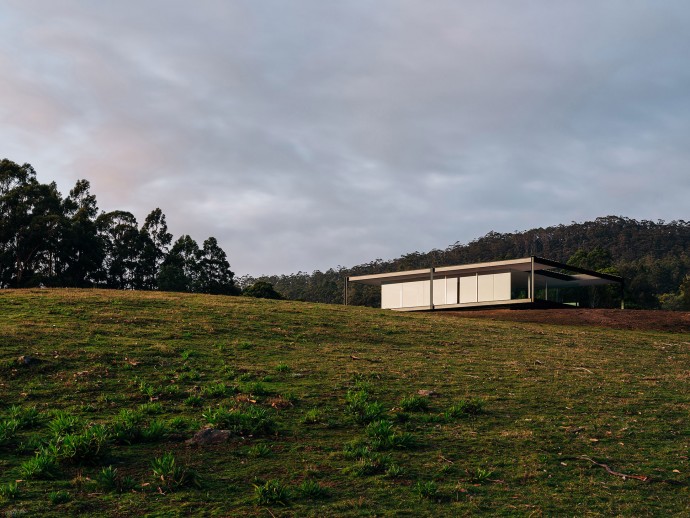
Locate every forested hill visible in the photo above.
<box><xmin>241</xmin><ymin>216</ymin><xmax>690</xmax><ymax>309</ymax></box>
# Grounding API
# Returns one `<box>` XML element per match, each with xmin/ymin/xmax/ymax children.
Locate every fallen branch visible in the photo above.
<box><xmin>578</xmin><ymin>456</ymin><xmax>685</xmax><ymax>485</ymax></box>
<box><xmin>579</xmin><ymin>456</ymin><xmax>649</xmax><ymax>481</ymax></box>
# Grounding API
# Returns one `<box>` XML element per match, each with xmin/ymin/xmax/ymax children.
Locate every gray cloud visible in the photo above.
<box><xmin>1</xmin><ymin>1</ymin><xmax>690</xmax><ymax>275</ymax></box>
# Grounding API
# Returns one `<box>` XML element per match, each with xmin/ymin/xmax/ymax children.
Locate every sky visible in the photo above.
<box><xmin>2</xmin><ymin>1</ymin><xmax>690</xmax><ymax>276</ymax></box>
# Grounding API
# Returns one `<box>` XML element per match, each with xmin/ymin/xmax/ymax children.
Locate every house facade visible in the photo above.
<box><xmin>346</xmin><ymin>256</ymin><xmax>623</xmax><ymax>311</ymax></box>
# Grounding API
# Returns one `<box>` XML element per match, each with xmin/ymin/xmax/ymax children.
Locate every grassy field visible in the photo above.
<box><xmin>0</xmin><ymin>289</ymin><xmax>688</xmax><ymax>516</ymax></box>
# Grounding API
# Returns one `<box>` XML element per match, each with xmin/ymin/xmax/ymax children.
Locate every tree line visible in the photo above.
<box><xmin>3</xmin><ymin>157</ymin><xmax>689</xmax><ymax>309</ymax></box>
<box><xmin>242</xmin><ymin>216</ymin><xmax>690</xmax><ymax>310</ymax></box>
<box><xmin>0</xmin><ymin>159</ymin><xmax>237</xmax><ymax>294</ymax></box>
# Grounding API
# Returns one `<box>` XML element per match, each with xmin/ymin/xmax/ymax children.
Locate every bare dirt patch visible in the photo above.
<box><xmin>438</xmin><ymin>308</ymin><xmax>690</xmax><ymax>333</ymax></box>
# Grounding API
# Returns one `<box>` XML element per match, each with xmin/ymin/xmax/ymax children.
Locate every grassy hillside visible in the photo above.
<box><xmin>0</xmin><ymin>289</ymin><xmax>688</xmax><ymax>516</ymax></box>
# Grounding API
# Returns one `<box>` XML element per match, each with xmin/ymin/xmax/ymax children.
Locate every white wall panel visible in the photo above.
<box><xmin>402</xmin><ymin>280</ymin><xmax>427</xmax><ymax>308</ymax></box>
<box><xmin>381</xmin><ymin>283</ymin><xmax>402</xmax><ymax>309</ymax></box>
<box><xmin>445</xmin><ymin>277</ymin><xmax>458</xmax><ymax>304</ymax></box>
<box><xmin>459</xmin><ymin>275</ymin><xmax>478</xmax><ymax>303</ymax></box>
<box><xmin>477</xmin><ymin>274</ymin><xmax>494</xmax><ymax>302</ymax></box>
<box><xmin>493</xmin><ymin>272</ymin><xmax>511</xmax><ymax>301</ymax></box>
<box><xmin>433</xmin><ymin>278</ymin><xmax>446</xmax><ymax>305</ymax></box>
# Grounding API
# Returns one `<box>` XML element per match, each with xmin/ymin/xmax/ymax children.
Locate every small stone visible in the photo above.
<box><xmin>186</xmin><ymin>427</ymin><xmax>232</xmax><ymax>446</ymax></box>
<box><xmin>18</xmin><ymin>355</ymin><xmax>40</xmax><ymax>366</ymax></box>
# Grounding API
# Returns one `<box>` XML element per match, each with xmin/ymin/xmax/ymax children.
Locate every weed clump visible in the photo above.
<box><xmin>247</xmin><ymin>443</ymin><xmax>272</xmax><ymax>457</ymax></box>
<box><xmin>8</xmin><ymin>406</ymin><xmax>42</xmax><ymax>429</ymax></box>
<box><xmin>110</xmin><ymin>409</ymin><xmax>144</xmax><ymax>445</ymax></box>
<box><xmin>399</xmin><ymin>395</ymin><xmax>430</xmax><ymax>412</ymax></box>
<box><xmin>254</xmin><ymin>479</ymin><xmax>290</xmax><ymax>506</ymax></box>
<box><xmin>47</xmin><ymin>412</ymin><xmax>82</xmax><ymax>437</ymax></box>
<box><xmin>151</xmin><ymin>452</ymin><xmax>200</xmax><ymax>491</ymax></box>
<box><xmin>202</xmin><ymin>406</ymin><xmax>276</xmax><ymax>436</ymax></box>
<box><xmin>20</xmin><ymin>452</ymin><xmax>59</xmax><ymax>479</ymax></box>
<box><xmin>46</xmin><ymin>424</ymin><xmax>111</xmax><ymax>464</ymax></box>
<box><xmin>48</xmin><ymin>491</ymin><xmax>70</xmax><ymax>505</ymax></box>
<box><xmin>365</xmin><ymin>420</ymin><xmax>416</xmax><ymax>450</ymax></box>
<box><xmin>0</xmin><ymin>419</ymin><xmax>20</xmax><ymax>446</ymax></box>
<box><xmin>201</xmin><ymin>383</ymin><xmax>233</xmax><ymax>398</ymax></box>
<box><xmin>345</xmin><ymin>390</ymin><xmax>384</xmax><ymax>425</ymax></box>
<box><xmin>445</xmin><ymin>399</ymin><xmax>484</xmax><ymax>419</ymax></box>
<box><xmin>97</xmin><ymin>466</ymin><xmax>137</xmax><ymax>493</ymax></box>
<box><xmin>301</xmin><ymin>408</ymin><xmax>322</xmax><ymax>424</ymax></box>
<box><xmin>0</xmin><ymin>481</ymin><xmax>20</xmax><ymax>501</ymax></box>
<box><xmin>412</xmin><ymin>481</ymin><xmax>439</xmax><ymax>500</ymax></box>
<box><xmin>297</xmin><ymin>479</ymin><xmax>329</xmax><ymax>499</ymax></box>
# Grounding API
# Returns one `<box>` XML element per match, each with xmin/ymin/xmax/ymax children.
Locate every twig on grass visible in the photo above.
<box><xmin>578</xmin><ymin>456</ymin><xmax>686</xmax><ymax>485</ymax></box>
<box><xmin>579</xmin><ymin>456</ymin><xmax>650</xmax><ymax>481</ymax></box>
<box><xmin>572</xmin><ymin>367</ymin><xmax>594</xmax><ymax>374</ymax></box>
<box><xmin>349</xmin><ymin>355</ymin><xmax>381</xmax><ymax>363</ymax></box>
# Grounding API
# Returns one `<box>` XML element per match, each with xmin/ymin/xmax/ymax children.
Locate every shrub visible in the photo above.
<box><xmin>151</xmin><ymin>452</ymin><xmax>200</xmax><ymax>491</ymax></box>
<box><xmin>275</xmin><ymin>363</ymin><xmax>291</xmax><ymax>373</ymax></box>
<box><xmin>399</xmin><ymin>395</ymin><xmax>430</xmax><ymax>412</ymax></box>
<box><xmin>254</xmin><ymin>479</ymin><xmax>290</xmax><ymax>505</ymax></box>
<box><xmin>243</xmin><ymin>281</ymin><xmax>283</xmax><ymax>300</ymax></box>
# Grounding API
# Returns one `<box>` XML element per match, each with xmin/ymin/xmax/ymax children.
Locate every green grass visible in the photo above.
<box><xmin>0</xmin><ymin>288</ymin><xmax>688</xmax><ymax>516</ymax></box>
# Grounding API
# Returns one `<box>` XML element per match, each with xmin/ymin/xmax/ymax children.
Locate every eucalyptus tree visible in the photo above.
<box><xmin>157</xmin><ymin>235</ymin><xmax>200</xmax><ymax>292</ymax></box>
<box><xmin>197</xmin><ymin>236</ymin><xmax>237</xmax><ymax>295</ymax></box>
<box><xmin>97</xmin><ymin>210</ymin><xmax>141</xmax><ymax>289</ymax></box>
<box><xmin>59</xmin><ymin>179</ymin><xmax>104</xmax><ymax>286</ymax></box>
<box><xmin>136</xmin><ymin>208</ymin><xmax>172</xmax><ymax>289</ymax></box>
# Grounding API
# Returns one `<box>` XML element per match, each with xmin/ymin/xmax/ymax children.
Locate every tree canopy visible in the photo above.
<box><xmin>0</xmin><ymin>158</ymin><xmax>237</xmax><ymax>295</ymax></box>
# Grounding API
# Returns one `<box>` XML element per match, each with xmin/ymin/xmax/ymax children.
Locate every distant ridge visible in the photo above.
<box><xmin>243</xmin><ymin>216</ymin><xmax>690</xmax><ymax>309</ymax></box>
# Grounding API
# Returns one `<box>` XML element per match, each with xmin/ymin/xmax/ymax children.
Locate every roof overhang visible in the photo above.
<box><xmin>347</xmin><ymin>256</ymin><xmax>623</xmax><ymax>288</ymax></box>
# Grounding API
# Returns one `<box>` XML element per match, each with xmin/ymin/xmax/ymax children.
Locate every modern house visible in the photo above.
<box><xmin>345</xmin><ymin>256</ymin><xmax>623</xmax><ymax>311</ymax></box>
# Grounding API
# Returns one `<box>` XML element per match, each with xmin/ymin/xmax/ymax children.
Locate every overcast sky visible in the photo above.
<box><xmin>2</xmin><ymin>1</ymin><xmax>689</xmax><ymax>276</ymax></box>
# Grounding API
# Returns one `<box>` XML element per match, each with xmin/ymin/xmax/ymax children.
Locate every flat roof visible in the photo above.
<box><xmin>347</xmin><ymin>256</ymin><xmax>623</xmax><ymax>286</ymax></box>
